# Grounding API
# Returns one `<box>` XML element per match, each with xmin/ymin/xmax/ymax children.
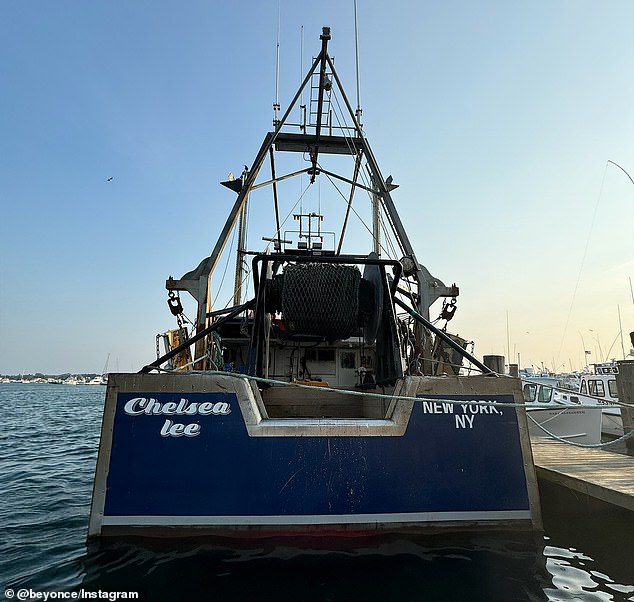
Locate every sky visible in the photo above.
<box><xmin>1</xmin><ymin>0</ymin><xmax>632</xmax><ymax>375</ymax></box>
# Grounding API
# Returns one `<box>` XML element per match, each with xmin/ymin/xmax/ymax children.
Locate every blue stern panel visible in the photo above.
<box><xmin>88</xmin><ymin>373</ymin><xmax>539</xmax><ymax>537</ymax></box>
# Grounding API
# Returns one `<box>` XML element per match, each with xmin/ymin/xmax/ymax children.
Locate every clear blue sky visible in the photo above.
<box><xmin>1</xmin><ymin>1</ymin><xmax>632</xmax><ymax>375</ymax></box>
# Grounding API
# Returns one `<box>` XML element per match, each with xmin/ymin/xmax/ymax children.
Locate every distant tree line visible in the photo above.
<box><xmin>1</xmin><ymin>373</ymin><xmax>100</xmax><ymax>379</ymax></box>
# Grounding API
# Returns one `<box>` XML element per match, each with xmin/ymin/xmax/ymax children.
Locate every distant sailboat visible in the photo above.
<box><xmin>89</xmin><ymin>355</ymin><xmax>110</xmax><ymax>385</ymax></box>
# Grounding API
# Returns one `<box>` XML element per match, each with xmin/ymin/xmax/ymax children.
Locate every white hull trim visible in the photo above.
<box><xmin>102</xmin><ymin>510</ymin><xmax>532</xmax><ymax>527</ymax></box>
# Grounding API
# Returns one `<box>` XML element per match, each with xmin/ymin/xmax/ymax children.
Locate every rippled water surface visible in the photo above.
<box><xmin>1</xmin><ymin>383</ymin><xmax>633</xmax><ymax>601</ymax></box>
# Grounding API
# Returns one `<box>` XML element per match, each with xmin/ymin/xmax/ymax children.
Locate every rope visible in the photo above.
<box><xmin>143</xmin><ymin>368</ymin><xmax>634</xmax><ymax>450</ymax></box>
<box><xmin>182</xmin><ymin>370</ymin><xmax>607</xmax><ymax>410</ymax></box>
<box><xmin>149</xmin><ymin>366</ymin><xmax>633</xmax><ymax>411</ymax></box>
<box><xmin>526</xmin><ymin>412</ymin><xmax>634</xmax><ymax>449</ymax></box>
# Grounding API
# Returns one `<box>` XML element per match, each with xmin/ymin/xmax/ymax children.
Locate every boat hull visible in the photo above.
<box><xmin>88</xmin><ymin>373</ymin><xmax>540</xmax><ymax>538</ymax></box>
<box><xmin>526</xmin><ymin>405</ymin><xmax>603</xmax><ymax>444</ymax></box>
<box><xmin>601</xmin><ymin>408</ymin><xmax>624</xmax><ymax>438</ymax></box>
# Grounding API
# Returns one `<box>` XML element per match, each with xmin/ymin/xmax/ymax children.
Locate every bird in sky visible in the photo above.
<box><xmin>107</xmin><ymin>176</ymin><xmax>113</xmax><ymax>182</ymax></box>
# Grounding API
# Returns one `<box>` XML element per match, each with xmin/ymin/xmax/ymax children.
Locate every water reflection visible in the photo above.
<box><xmin>79</xmin><ymin>533</ymin><xmax>550</xmax><ymax>602</ymax></box>
<box><xmin>3</xmin><ymin>384</ymin><xmax>633</xmax><ymax>601</ymax></box>
<box><xmin>540</xmin><ymin>479</ymin><xmax>634</xmax><ymax>601</ymax></box>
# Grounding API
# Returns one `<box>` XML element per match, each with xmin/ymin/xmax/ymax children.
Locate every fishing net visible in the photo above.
<box><xmin>280</xmin><ymin>263</ymin><xmax>360</xmax><ymax>340</ymax></box>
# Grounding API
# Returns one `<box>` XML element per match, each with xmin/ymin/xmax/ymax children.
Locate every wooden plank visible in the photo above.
<box><xmin>531</xmin><ymin>439</ymin><xmax>634</xmax><ymax>511</ymax></box>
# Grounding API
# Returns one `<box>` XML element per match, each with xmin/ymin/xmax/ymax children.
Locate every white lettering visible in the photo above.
<box><xmin>422</xmin><ymin>401</ymin><xmax>454</xmax><ymax>414</ymax></box>
<box><xmin>421</xmin><ymin>398</ymin><xmax>506</xmax><ymax>427</ymax></box>
<box><xmin>158</xmin><ymin>420</ymin><xmax>202</xmax><ymax>437</ymax></box>
<box><xmin>123</xmin><ymin>397</ymin><xmax>146</xmax><ymax>415</ymax></box>
<box><xmin>184</xmin><ymin>398</ymin><xmax>198</xmax><ymax>415</ymax></box>
<box><xmin>124</xmin><ymin>397</ymin><xmax>231</xmax><ymax>417</ymax></box>
<box><xmin>159</xmin><ymin>419</ymin><xmax>172</xmax><ymax>436</ymax></box>
<box><xmin>160</xmin><ymin>419</ymin><xmax>190</xmax><ymax>437</ymax></box>
<box><xmin>455</xmin><ymin>414</ymin><xmax>475</xmax><ymax>428</ymax></box>
<box><xmin>184</xmin><ymin>423</ymin><xmax>201</xmax><ymax>437</ymax></box>
<box><xmin>162</xmin><ymin>401</ymin><xmax>177</xmax><ymax>414</ymax></box>
<box><xmin>124</xmin><ymin>397</ymin><xmax>231</xmax><ymax>436</ymax></box>
<box><xmin>213</xmin><ymin>401</ymin><xmax>231</xmax><ymax>415</ymax></box>
<box><xmin>460</xmin><ymin>402</ymin><xmax>503</xmax><ymax>415</ymax></box>
<box><xmin>198</xmin><ymin>401</ymin><xmax>215</xmax><ymax>415</ymax></box>
<box><xmin>146</xmin><ymin>398</ymin><xmax>163</xmax><ymax>415</ymax></box>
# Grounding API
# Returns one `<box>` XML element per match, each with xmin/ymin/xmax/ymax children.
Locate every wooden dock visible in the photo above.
<box><xmin>531</xmin><ymin>439</ymin><xmax>634</xmax><ymax>512</ymax></box>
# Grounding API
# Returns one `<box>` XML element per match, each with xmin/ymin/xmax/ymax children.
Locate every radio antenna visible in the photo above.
<box><xmin>354</xmin><ymin>0</ymin><xmax>362</xmax><ymax>124</ymax></box>
<box><xmin>300</xmin><ymin>25</ymin><xmax>304</xmax><ymax>129</ymax></box>
<box><xmin>273</xmin><ymin>0</ymin><xmax>281</xmax><ymax>125</ymax></box>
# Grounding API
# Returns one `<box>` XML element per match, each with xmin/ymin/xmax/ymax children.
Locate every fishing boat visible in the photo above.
<box><xmin>558</xmin><ymin>362</ymin><xmax>624</xmax><ymax>437</ymax></box>
<box><xmin>555</xmin><ymin>331</ymin><xmax>634</xmax><ymax>438</ymax></box>
<box><xmin>88</xmin><ymin>27</ymin><xmax>541</xmax><ymax>539</ymax></box>
<box><xmin>521</xmin><ymin>375</ymin><xmax>602</xmax><ymax>444</ymax></box>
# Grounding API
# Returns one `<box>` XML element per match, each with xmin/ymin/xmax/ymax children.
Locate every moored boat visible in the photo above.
<box><xmin>521</xmin><ymin>375</ymin><xmax>602</xmax><ymax>444</ymax></box>
<box><xmin>559</xmin><ymin>363</ymin><xmax>624</xmax><ymax>438</ymax></box>
<box><xmin>88</xmin><ymin>27</ymin><xmax>541</xmax><ymax>540</ymax></box>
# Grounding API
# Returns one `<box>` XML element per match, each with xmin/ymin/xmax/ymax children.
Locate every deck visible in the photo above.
<box><xmin>531</xmin><ymin>439</ymin><xmax>634</xmax><ymax>512</ymax></box>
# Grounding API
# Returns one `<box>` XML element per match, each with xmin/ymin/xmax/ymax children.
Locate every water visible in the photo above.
<box><xmin>1</xmin><ymin>383</ymin><xmax>633</xmax><ymax>601</ymax></box>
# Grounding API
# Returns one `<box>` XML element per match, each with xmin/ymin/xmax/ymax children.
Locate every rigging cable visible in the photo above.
<box><xmin>212</xmin><ymin>223</ymin><xmax>238</xmax><ymax>307</ymax></box>
<box><xmin>555</xmin><ymin>162</ymin><xmax>609</xmax><ymax>366</ymax></box>
<box><xmin>329</xmin><ymin>90</ymin><xmax>419</xmax><ymax>307</ymax></box>
<box><xmin>330</xmin><ymin>89</ymin><xmax>405</xmax><ymax>263</ymax></box>
<box><xmin>219</xmin><ymin>181</ymin><xmax>314</xmax><ymax>311</ymax></box>
<box><xmin>318</xmin><ymin>161</ymin><xmax>392</xmax><ymax>258</ymax></box>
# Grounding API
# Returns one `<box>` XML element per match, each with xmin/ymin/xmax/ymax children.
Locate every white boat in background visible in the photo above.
<box><xmin>521</xmin><ymin>375</ymin><xmax>602</xmax><ymax>444</ymax></box>
<box><xmin>554</xmin><ymin>363</ymin><xmax>624</xmax><ymax>438</ymax></box>
<box><xmin>581</xmin><ymin>363</ymin><xmax>622</xmax><ymax>438</ymax></box>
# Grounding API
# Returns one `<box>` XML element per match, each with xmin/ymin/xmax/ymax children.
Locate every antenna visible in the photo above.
<box><xmin>618</xmin><ymin>305</ymin><xmax>626</xmax><ymax>358</ymax></box>
<box><xmin>300</xmin><ymin>25</ymin><xmax>305</xmax><ymax>129</ymax></box>
<box><xmin>299</xmin><ymin>25</ymin><xmax>305</xmax><ymax>212</ymax></box>
<box><xmin>273</xmin><ymin>0</ymin><xmax>281</xmax><ymax>126</ymax></box>
<box><xmin>630</xmin><ymin>276</ymin><xmax>634</xmax><ymax>327</ymax></box>
<box><xmin>354</xmin><ymin>0</ymin><xmax>362</xmax><ymax>124</ymax></box>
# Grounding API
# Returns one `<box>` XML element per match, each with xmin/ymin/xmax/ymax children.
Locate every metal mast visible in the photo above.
<box><xmin>166</xmin><ymin>27</ymin><xmax>458</xmax><ymax>373</ymax></box>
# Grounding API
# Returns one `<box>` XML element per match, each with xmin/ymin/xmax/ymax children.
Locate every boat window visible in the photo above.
<box><xmin>608</xmin><ymin>380</ymin><xmax>619</xmax><ymax>399</ymax></box>
<box><xmin>538</xmin><ymin>386</ymin><xmax>553</xmax><ymax>403</ymax></box>
<box><xmin>580</xmin><ymin>380</ymin><xmax>587</xmax><ymax>394</ymax></box>
<box><xmin>588</xmin><ymin>380</ymin><xmax>605</xmax><ymax>397</ymax></box>
<box><xmin>340</xmin><ymin>351</ymin><xmax>356</xmax><ymax>369</ymax></box>
<box><xmin>523</xmin><ymin>384</ymin><xmax>537</xmax><ymax>402</ymax></box>
<box><xmin>305</xmin><ymin>348</ymin><xmax>336</xmax><ymax>363</ymax></box>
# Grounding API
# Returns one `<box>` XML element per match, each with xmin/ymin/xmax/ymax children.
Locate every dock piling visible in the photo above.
<box><xmin>483</xmin><ymin>355</ymin><xmax>505</xmax><ymax>375</ymax></box>
<box><xmin>616</xmin><ymin>359</ymin><xmax>634</xmax><ymax>453</ymax></box>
